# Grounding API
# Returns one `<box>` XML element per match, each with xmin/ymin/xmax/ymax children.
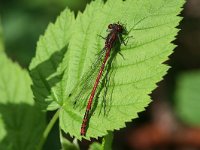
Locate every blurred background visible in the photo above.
<box><xmin>0</xmin><ymin>0</ymin><xmax>200</xmax><ymax>149</ymax></box>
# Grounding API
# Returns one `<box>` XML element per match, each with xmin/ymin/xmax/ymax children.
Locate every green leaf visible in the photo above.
<box><xmin>0</xmin><ymin>19</ymin><xmax>4</xmax><ymax>51</ymax></box>
<box><xmin>60</xmin><ymin>0</ymin><xmax>184</xmax><ymax>139</ymax></box>
<box><xmin>60</xmin><ymin>137</ymin><xmax>80</xmax><ymax>150</ymax></box>
<box><xmin>30</xmin><ymin>0</ymin><xmax>184</xmax><ymax>139</ymax></box>
<box><xmin>60</xmin><ymin>121</ymin><xmax>80</xmax><ymax>150</ymax></box>
<box><xmin>101</xmin><ymin>132</ymin><xmax>113</xmax><ymax>150</ymax></box>
<box><xmin>29</xmin><ymin>8</ymin><xmax>75</xmax><ymax>110</ymax></box>
<box><xmin>0</xmin><ymin>52</ymin><xmax>46</xmax><ymax>150</ymax></box>
<box><xmin>175</xmin><ymin>71</ymin><xmax>200</xmax><ymax>126</ymax></box>
<box><xmin>89</xmin><ymin>143</ymin><xmax>102</xmax><ymax>150</ymax></box>
<box><xmin>89</xmin><ymin>132</ymin><xmax>113</xmax><ymax>150</ymax></box>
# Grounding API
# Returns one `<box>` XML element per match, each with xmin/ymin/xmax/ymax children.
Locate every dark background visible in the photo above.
<box><xmin>1</xmin><ymin>0</ymin><xmax>200</xmax><ymax>149</ymax></box>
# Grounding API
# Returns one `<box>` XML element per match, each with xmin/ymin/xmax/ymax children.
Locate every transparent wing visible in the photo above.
<box><xmin>68</xmin><ymin>48</ymin><xmax>107</xmax><ymax>110</ymax></box>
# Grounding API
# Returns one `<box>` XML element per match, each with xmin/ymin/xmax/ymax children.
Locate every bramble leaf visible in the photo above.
<box><xmin>175</xmin><ymin>71</ymin><xmax>200</xmax><ymax>125</ymax></box>
<box><xmin>0</xmin><ymin>51</ymin><xmax>46</xmax><ymax>149</ymax></box>
<box><xmin>60</xmin><ymin>0</ymin><xmax>184</xmax><ymax>139</ymax></box>
<box><xmin>29</xmin><ymin>8</ymin><xmax>75</xmax><ymax>110</ymax></box>
<box><xmin>30</xmin><ymin>0</ymin><xmax>185</xmax><ymax>139</ymax></box>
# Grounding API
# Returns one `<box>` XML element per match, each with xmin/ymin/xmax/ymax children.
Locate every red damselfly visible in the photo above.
<box><xmin>70</xmin><ymin>22</ymin><xmax>127</xmax><ymax>136</ymax></box>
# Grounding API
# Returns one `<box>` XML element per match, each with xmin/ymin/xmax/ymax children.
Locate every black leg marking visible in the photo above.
<box><xmin>124</xmin><ymin>35</ymin><xmax>134</xmax><ymax>45</ymax></box>
<box><xmin>97</xmin><ymin>34</ymin><xmax>106</xmax><ymax>40</ymax></box>
<box><xmin>119</xmin><ymin>52</ymin><xmax>125</xmax><ymax>60</ymax></box>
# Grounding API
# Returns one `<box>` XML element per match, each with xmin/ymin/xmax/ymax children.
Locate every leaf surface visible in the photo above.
<box><xmin>0</xmin><ymin>20</ymin><xmax>4</xmax><ymax>51</ymax></box>
<box><xmin>29</xmin><ymin>8</ymin><xmax>75</xmax><ymax>110</ymax></box>
<box><xmin>60</xmin><ymin>0</ymin><xmax>184</xmax><ymax>139</ymax></box>
<box><xmin>89</xmin><ymin>132</ymin><xmax>113</xmax><ymax>150</ymax></box>
<box><xmin>30</xmin><ymin>0</ymin><xmax>184</xmax><ymax>139</ymax></box>
<box><xmin>175</xmin><ymin>71</ymin><xmax>200</xmax><ymax>125</ymax></box>
<box><xmin>0</xmin><ymin>51</ymin><xmax>46</xmax><ymax>150</ymax></box>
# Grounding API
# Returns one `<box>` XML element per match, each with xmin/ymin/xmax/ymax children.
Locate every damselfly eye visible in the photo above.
<box><xmin>108</xmin><ymin>24</ymin><xmax>113</xmax><ymax>29</ymax></box>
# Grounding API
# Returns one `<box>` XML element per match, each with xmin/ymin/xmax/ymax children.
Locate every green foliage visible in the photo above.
<box><xmin>89</xmin><ymin>132</ymin><xmax>113</xmax><ymax>150</ymax></box>
<box><xmin>101</xmin><ymin>132</ymin><xmax>113</xmax><ymax>150</ymax></box>
<box><xmin>60</xmin><ymin>137</ymin><xmax>79</xmax><ymax>150</ymax></box>
<box><xmin>30</xmin><ymin>0</ymin><xmax>184</xmax><ymax>139</ymax></box>
<box><xmin>0</xmin><ymin>51</ymin><xmax>46</xmax><ymax>149</ymax></box>
<box><xmin>0</xmin><ymin>20</ymin><xmax>4</xmax><ymax>51</ymax></box>
<box><xmin>89</xmin><ymin>143</ymin><xmax>102</xmax><ymax>150</ymax></box>
<box><xmin>175</xmin><ymin>71</ymin><xmax>200</xmax><ymax>125</ymax></box>
<box><xmin>29</xmin><ymin>8</ymin><xmax>75</xmax><ymax>110</ymax></box>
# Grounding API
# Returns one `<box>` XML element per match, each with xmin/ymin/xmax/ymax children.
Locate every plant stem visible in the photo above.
<box><xmin>37</xmin><ymin>109</ymin><xmax>60</xmax><ymax>150</ymax></box>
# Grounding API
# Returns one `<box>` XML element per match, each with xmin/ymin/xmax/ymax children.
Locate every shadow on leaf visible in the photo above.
<box><xmin>30</xmin><ymin>45</ymin><xmax>68</xmax><ymax>109</ymax></box>
<box><xmin>0</xmin><ymin>102</ymin><xmax>46</xmax><ymax>150</ymax></box>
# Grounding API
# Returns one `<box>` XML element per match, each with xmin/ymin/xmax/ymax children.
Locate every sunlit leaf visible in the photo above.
<box><xmin>60</xmin><ymin>0</ymin><xmax>184</xmax><ymax>139</ymax></box>
<box><xmin>29</xmin><ymin>8</ymin><xmax>75</xmax><ymax>110</ymax></box>
<box><xmin>30</xmin><ymin>0</ymin><xmax>184</xmax><ymax>139</ymax></box>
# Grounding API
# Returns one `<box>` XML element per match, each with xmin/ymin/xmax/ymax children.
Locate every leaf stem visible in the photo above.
<box><xmin>37</xmin><ymin>109</ymin><xmax>60</xmax><ymax>150</ymax></box>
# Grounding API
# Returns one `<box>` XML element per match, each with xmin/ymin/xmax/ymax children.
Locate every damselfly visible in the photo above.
<box><xmin>70</xmin><ymin>22</ymin><xmax>127</xmax><ymax>136</ymax></box>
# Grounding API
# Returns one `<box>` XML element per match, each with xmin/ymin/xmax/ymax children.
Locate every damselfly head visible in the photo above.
<box><xmin>108</xmin><ymin>24</ymin><xmax>113</xmax><ymax>29</ymax></box>
<box><xmin>108</xmin><ymin>23</ymin><xmax>125</xmax><ymax>33</ymax></box>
